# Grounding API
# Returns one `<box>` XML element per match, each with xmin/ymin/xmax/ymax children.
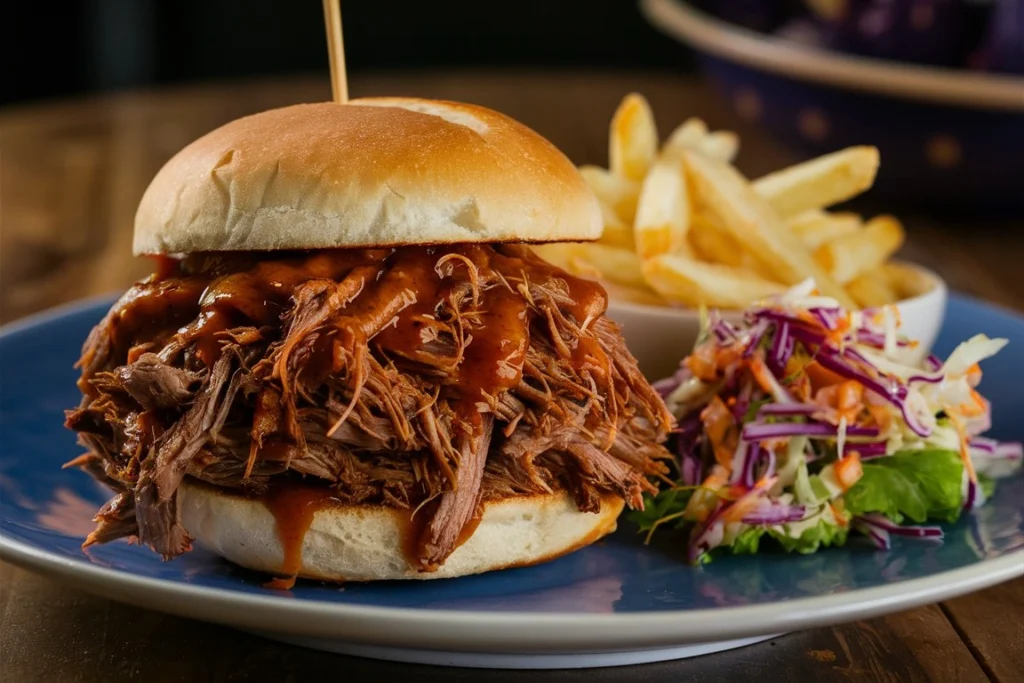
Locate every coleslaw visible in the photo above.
<box><xmin>635</xmin><ymin>280</ymin><xmax>1023</xmax><ymax>563</ymax></box>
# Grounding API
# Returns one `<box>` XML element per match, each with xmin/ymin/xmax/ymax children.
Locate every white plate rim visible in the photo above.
<box><xmin>1</xmin><ymin>534</ymin><xmax>1020</xmax><ymax>653</ymax></box>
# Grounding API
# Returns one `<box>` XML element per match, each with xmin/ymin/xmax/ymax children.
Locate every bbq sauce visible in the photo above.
<box><xmin>397</xmin><ymin>501</ymin><xmax>483</xmax><ymax>571</ymax></box>
<box><xmin>261</xmin><ymin>486</ymin><xmax>483</xmax><ymax>586</ymax></box>
<box><xmin>107</xmin><ymin>244</ymin><xmax>610</xmax><ymax>577</ymax></box>
<box><xmin>262</xmin><ymin>482</ymin><xmax>340</xmax><ymax>589</ymax></box>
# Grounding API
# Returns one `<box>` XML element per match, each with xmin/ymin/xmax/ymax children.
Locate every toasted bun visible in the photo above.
<box><xmin>178</xmin><ymin>480</ymin><xmax>622</xmax><ymax>582</ymax></box>
<box><xmin>134</xmin><ymin>98</ymin><xmax>601</xmax><ymax>255</ymax></box>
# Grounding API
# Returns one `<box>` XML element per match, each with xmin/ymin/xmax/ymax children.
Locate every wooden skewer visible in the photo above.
<box><xmin>322</xmin><ymin>0</ymin><xmax>348</xmax><ymax>103</ymax></box>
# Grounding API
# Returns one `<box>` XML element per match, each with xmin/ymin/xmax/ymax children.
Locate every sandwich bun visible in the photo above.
<box><xmin>179</xmin><ymin>479</ymin><xmax>623</xmax><ymax>582</ymax></box>
<box><xmin>134</xmin><ymin>97</ymin><xmax>602</xmax><ymax>255</ymax></box>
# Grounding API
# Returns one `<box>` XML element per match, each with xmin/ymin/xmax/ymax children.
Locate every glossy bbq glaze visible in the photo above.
<box><xmin>261</xmin><ymin>482</ymin><xmax>341</xmax><ymax>590</ymax></box>
<box><xmin>102</xmin><ymin>245</ymin><xmax>604</xmax><ymax>417</ymax></box>
<box><xmin>67</xmin><ymin>242</ymin><xmax>666</xmax><ymax>583</ymax></box>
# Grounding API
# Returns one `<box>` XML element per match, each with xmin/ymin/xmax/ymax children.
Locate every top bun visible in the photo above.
<box><xmin>133</xmin><ymin>98</ymin><xmax>601</xmax><ymax>255</ymax></box>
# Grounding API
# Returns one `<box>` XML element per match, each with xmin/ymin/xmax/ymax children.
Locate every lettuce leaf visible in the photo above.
<box><xmin>844</xmin><ymin>449</ymin><xmax>963</xmax><ymax>523</ymax></box>
<box><xmin>628</xmin><ymin>488</ymin><xmax>693</xmax><ymax>533</ymax></box>
<box><xmin>726</xmin><ymin>517</ymin><xmax>848</xmax><ymax>556</ymax></box>
<box><xmin>772</xmin><ymin>518</ymin><xmax>849</xmax><ymax>553</ymax></box>
<box><xmin>731</xmin><ymin>526</ymin><xmax>765</xmax><ymax>555</ymax></box>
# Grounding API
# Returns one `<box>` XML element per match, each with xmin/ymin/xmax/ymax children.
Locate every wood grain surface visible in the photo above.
<box><xmin>0</xmin><ymin>71</ymin><xmax>1021</xmax><ymax>682</ymax></box>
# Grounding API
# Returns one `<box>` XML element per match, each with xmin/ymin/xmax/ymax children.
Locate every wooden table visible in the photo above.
<box><xmin>1</xmin><ymin>71</ymin><xmax>1021</xmax><ymax>682</ymax></box>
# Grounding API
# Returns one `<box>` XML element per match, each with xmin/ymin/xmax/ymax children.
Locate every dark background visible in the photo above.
<box><xmin>5</xmin><ymin>0</ymin><xmax>695</xmax><ymax>106</ymax></box>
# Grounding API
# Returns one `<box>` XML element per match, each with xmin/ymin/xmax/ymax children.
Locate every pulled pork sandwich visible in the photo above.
<box><xmin>65</xmin><ymin>98</ymin><xmax>673</xmax><ymax>585</ymax></box>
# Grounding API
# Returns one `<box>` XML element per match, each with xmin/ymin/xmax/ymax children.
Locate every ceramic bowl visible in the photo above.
<box><xmin>606</xmin><ymin>262</ymin><xmax>948</xmax><ymax>381</ymax></box>
<box><xmin>640</xmin><ymin>0</ymin><xmax>1024</xmax><ymax>212</ymax></box>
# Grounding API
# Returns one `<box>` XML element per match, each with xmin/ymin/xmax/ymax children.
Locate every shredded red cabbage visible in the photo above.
<box><xmin>653</xmin><ymin>365</ymin><xmax>691</xmax><ymax>398</ymax></box>
<box><xmin>758</xmin><ymin>403</ymin><xmax>818</xmax><ymax>417</ymax></box>
<box><xmin>810</xmin><ymin>307</ymin><xmax>840</xmax><ymax>331</ymax></box>
<box><xmin>963</xmin><ymin>475</ymin><xmax>978</xmax><ymax>512</ymax></box>
<box><xmin>848</xmin><ymin>441</ymin><xmax>889</xmax><ymax>459</ymax></box>
<box><xmin>768</xmin><ymin>322</ymin><xmax>794</xmax><ymax>375</ymax></box>
<box><xmin>681</xmin><ymin>453</ymin><xmax>703</xmax><ymax>487</ymax></box>
<box><xmin>732</xmin><ymin>379</ymin><xmax>755</xmax><ymax>422</ymax></box>
<box><xmin>742</xmin><ymin>321</ymin><xmax>770</xmax><ymax>359</ymax></box>
<box><xmin>743</xmin><ymin>421</ymin><xmax>879</xmax><ymax>441</ymax></box>
<box><xmin>815</xmin><ymin>352</ymin><xmax>932</xmax><ymax>438</ymax></box>
<box><xmin>993</xmin><ymin>441</ymin><xmax>1024</xmax><ymax>460</ymax></box>
<box><xmin>712</xmin><ymin>316</ymin><xmax>739</xmax><ymax>343</ymax></box>
<box><xmin>856</xmin><ymin>513</ymin><xmax>944</xmax><ymax>539</ymax></box>
<box><xmin>741</xmin><ymin>501</ymin><xmax>806</xmax><ymax>525</ymax></box>
<box><xmin>738</xmin><ymin>443</ymin><xmax>761</xmax><ymax>487</ymax></box>
<box><xmin>760</xmin><ymin>446</ymin><xmax>777</xmax><ymax>480</ymax></box>
<box><xmin>856</xmin><ymin>521</ymin><xmax>892</xmax><ymax>550</ymax></box>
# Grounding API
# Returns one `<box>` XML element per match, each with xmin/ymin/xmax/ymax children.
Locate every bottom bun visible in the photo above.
<box><xmin>179</xmin><ymin>480</ymin><xmax>624</xmax><ymax>582</ymax></box>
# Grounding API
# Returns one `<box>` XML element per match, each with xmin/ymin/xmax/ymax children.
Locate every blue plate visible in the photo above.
<box><xmin>1</xmin><ymin>295</ymin><xmax>1022</xmax><ymax>668</ymax></box>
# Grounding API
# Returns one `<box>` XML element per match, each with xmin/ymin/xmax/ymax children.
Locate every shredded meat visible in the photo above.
<box><xmin>66</xmin><ymin>244</ymin><xmax>672</xmax><ymax>567</ymax></box>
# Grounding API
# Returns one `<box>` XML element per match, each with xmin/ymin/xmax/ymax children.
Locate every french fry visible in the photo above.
<box><xmin>558</xmin><ymin>95</ymin><xmax>906</xmax><ymax>312</ymax></box>
<box><xmin>688</xmin><ymin>213</ymin><xmax>745</xmax><ymax>268</ymax></box>
<box><xmin>534</xmin><ymin>243</ymin><xmax>647</xmax><ymax>290</ymax></box>
<box><xmin>642</xmin><ymin>254</ymin><xmax>785</xmax><ymax>308</ymax></box>
<box><xmin>690</xmin><ymin>213</ymin><xmax>777</xmax><ymax>279</ymax></box>
<box><xmin>610</xmin><ymin>93</ymin><xmax>658</xmax><ymax>182</ymax></box>
<box><xmin>814</xmin><ymin>214</ymin><xmax>905</xmax><ymax>285</ymax></box>
<box><xmin>683</xmin><ymin>151</ymin><xmax>856</xmax><ymax>308</ymax></box>
<box><xmin>531</xmin><ymin>242</ymin><xmax>576</xmax><ymax>271</ymax></box>
<box><xmin>599</xmin><ymin>280</ymin><xmax>668</xmax><ymax>307</ymax></box>
<box><xmin>698</xmin><ymin>130</ymin><xmax>740</xmax><ymax>163</ymax></box>
<box><xmin>787</xmin><ymin>210</ymin><xmax>862</xmax><ymax>251</ymax></box>
<box><xmin>882</xmin><ymin>261</ymin><xmax>933</xmax><ymax>300</ymax></box>
<box><xmin>578</xmin><ymin>165</ymin><xmax>640</xmax><ymax>224</ymax></box>
<box><xmin>661</xmin><ymin>117</ymin><xmax>708</xmax><ymax>162</ymax></box>
<box><xmin>634</xmin><ymin>158</ymin><xmax>690</xmax><ymax>259</ymax></box>
<box><xmin>752</xmin><ymin>146</ymin><xmax>880</xmax><ymax>218</ymax></box>
<box><xmin>573</xmin><ymin>244</ymin><xmax>648</xmax><ymax>289</ymax></box>
<box><xmin>846</xmin><ymin>273</ymin><xmax>898</xmax><ymax>309</ymax></box>
<box><xmin>596</xmin><ymin>200</ymin><xmax>635</xmax><ymax>249</ymax></box>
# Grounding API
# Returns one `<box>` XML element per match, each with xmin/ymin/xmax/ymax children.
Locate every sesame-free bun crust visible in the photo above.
<box><xmin>134</xmin><ymin>98</ymin><xmax>602</xmax><ymax>255</ymax></box>
<box><xmin>178</xmin><ymin>480</ymin><xmax>623</xmax><ymax>582</ymax></box>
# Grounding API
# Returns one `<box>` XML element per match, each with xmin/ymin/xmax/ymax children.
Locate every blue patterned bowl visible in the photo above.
<box><xmin>641</xmin><ymin>0</ymin><xmax>1024</xmax><ymax>211</ymax></box>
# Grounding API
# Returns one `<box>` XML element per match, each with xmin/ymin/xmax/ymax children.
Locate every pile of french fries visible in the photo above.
<box><xmin>535</xmin><ymin>94</ymin><xmax>909</xmax><ymax>311</ymax></box>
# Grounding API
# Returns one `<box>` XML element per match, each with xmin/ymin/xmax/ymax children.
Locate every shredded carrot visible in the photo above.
<box><xmin>836</xmin><ymin>381</ymin><xmax>864</xmax><ymax>423</ymax></box>
<box><xmin>791</xmin><ymin>375</ymin><xmax>812</xmax><ymax>403</ymax></box>
<box><xmin>814</xmin><ymin>383</ymin><xmax>837</xmax><ymax>408</ymax></box>
<box><xmin>830</xmin><ymin>501</ymin><xmax>849</xmax><ymax>528</ymax></box>
<box><xmin>827</xmin><ymin>314</ymin><xmax>852</xmax><ymax>345</ymax></box>
<box><xmin>716</xmin><ymin>345</ymin><xmax>743</xmax><ymax>372</ymax></box>
<box><xmin>834</xmin><ymin>451</ymin><xmax>863</xmax><ymax>491</ymax></box>
<box><xmin>956</xmin><ymin>389</ymin><xmax>988</xmax><ymax>418</ymax></box>
<box><xmin>721</xmin><ymin>476</ymin><xmax>777</xmax><ymax>523</ymax></box>
<box><xmin>688</xmin><ymin>469</ymin><xmax>728</xmax><ymax>523</ymax></box>
<box><xmin>886</xmin><ymin>304</ymin><xmax>902</xmax><ymax>328</ymax></box>
<box><xmin>701</xmin><ymin>396</ymin><xmax>737</xmax><ymax>469</ymax></box>
<box><xmin>806</xmin><ymin>361</ymin><xmax>846</xmax><ymax>391</ymax></box>
<box><xmin>722</xmin><ymin>496</ymin><xmax>760</xmax><ymax>524</ymax></box>
<box><xmin>866</xmin><ymin>402</ymin><xmax>892</xmax><ymax>433</ymax></box>
<box><xmin>685</xmin><ymin>344</ymin><xmax>719</xmax><ymax>382</ymax></box>
<box><xmin>748</xmin><ymin>355</ymin><xmax>779</xmax><ymax>396</ymax></box>
<box><xmin>966</xmin><ymin>363</ymin><xmax>983</xmax><ymax>387</ymax></box>
<box><xmin>797</xmin><ymin>310</ymin><xmax>821</xmax><ymax>328</ymax></box>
